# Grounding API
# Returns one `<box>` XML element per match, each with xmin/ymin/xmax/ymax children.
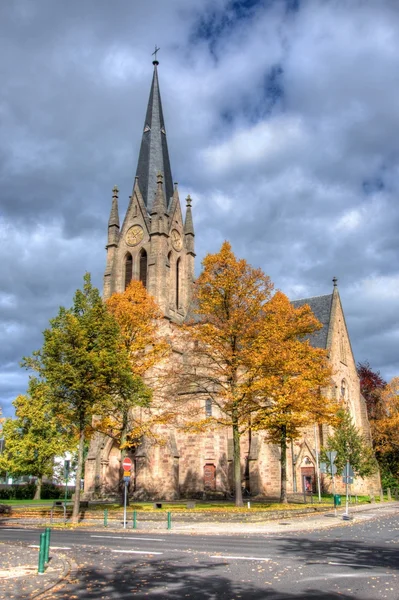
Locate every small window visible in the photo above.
<box><xmin>139</xmin><ymin>249</ymin><xmax>147</xmax><ymax>288</ymax></box>
<box><xmin>205</xmin><ymin>398</ymin><xmax>212</xmax><ymax>417</ymax></box>
<box><xmin>176</xmin><ymin>258</ymin><xmax>180</xmax><ymax>309</ymax></box>
<box><xmin>125</xmin><ymin>254</ymin><xmax>132</xmax><ymax>290</ymax></box>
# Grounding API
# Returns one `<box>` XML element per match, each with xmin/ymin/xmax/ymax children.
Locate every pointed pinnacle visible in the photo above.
<box><xmin>109</xmin><ymin>187</ymin><xmax>120</xmax><ymax>228</ymax></box>
<box><xmin>184</xmin><ymin>195</ymin><xmax>194</xmax><ymax>235</ymax></box>
<box><xmin>151</xmin><ymin>171</ymin><xmax>166</xmax><ymax>215</ymax></box>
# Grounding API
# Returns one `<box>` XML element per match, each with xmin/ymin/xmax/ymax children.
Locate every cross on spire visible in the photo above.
<box><xmin>152</xmin><ymin>45</ymin><xmax>160</xmax><ymax>65</ymax></box>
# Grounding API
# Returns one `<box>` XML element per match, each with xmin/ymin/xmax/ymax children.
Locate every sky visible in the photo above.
<box><xmin>1</xmin><ymin>0</ymin><xmax>398</xmax><ymax>417</ymax></box>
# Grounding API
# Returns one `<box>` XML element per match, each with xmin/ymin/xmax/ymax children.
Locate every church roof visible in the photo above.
<box><xmin>292</xmin><ymin>293</ymin><xmax>333</xmax><ymax>349</ymax></box>
<box><xmin>135</xmin><ymin>61</ymin><xmax>174</xmax><ymax>213</ymax></box>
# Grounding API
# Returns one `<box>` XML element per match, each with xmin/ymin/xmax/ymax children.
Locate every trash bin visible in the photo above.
<box><xmin>334</xmin><ymin>494</ymin><xmax>341</xmax><ymax>507</ymax></box>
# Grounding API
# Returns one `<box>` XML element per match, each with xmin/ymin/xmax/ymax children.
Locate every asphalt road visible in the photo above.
<box><xmin>1</xmin><ymin>506</ymin><xmax>398</xmax><ymax>599</ymax></box>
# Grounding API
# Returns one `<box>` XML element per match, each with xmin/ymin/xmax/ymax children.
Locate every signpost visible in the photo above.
<box><xmin>326</xmin><ymin>451</ymin><xmax>338</xmax><ymax>515</ymax></box>
<box><xmin>122</xmin><ymin>457</ymin><xmax>132</xmax><ymax>529</ymax></box>
<box><xmin>342</xmin><ymin>462</ymin><xmax>354</xmax><ymax>519</ymax></box>
<box><xmin>64</xmin><ymin>459</ymin><xmax>70</xmax><ymax>502</ymax></box>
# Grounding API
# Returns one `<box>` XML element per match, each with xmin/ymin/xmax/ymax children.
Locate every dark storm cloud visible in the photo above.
<box><xmin>1</xmin><ymin>0</ymin><xmax>398</xmax><ymax>416</ymax></box>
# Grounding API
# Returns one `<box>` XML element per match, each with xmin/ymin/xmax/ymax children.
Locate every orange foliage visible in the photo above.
<box><xmin>106</xmin><ymin>280</ymin><xmax>169</xmax><ymax>377</ymax></box>
<box><xmin>372</xmin><ymin>377</ymin><xmax>399</xmax><ymax>453</ymax></box>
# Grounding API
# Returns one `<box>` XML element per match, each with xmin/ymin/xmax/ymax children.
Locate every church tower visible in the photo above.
<box><xmin>103</xmin><ymin>58</ymin><xmax>195</xmax><ymax>322</ymax></box>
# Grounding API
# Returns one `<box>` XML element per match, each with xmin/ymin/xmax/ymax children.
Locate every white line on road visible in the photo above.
<box><xmin>301</xmin><ymin>573</ymin><xmax>394</xmax><ymax>582</ymax></box>
<box><xmin>328</xmin><ymin>561</ymin><xmax>373</xmax><ymax>568</ymax></box>
<box><xmin>28</xmin><ymin>545</ymin><xmax>71</xmax><ymax>550</ymax></box>
<box><xmin>211</xmin><ymin>555</ymin><xmax>271</xmax><ymax>562</ymax></box>
<box><xmin>111</xmin><ymin>549</ymin><xmax>163</xmax><ymax>555</ymax></box>
<box><xmin>91</xmin><ymin>535</ymin><xmax>165</xmax><ymax>542</ymax></box>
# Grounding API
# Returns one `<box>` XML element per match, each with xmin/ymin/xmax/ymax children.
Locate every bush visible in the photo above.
<box><xmin>41</xmin><ymin>483</ymin><xmax>66</xmax><ymax>499</ymax></box>
<box><xmin>0</xmin><ymin>484</ymin><xmax>36</xmax><ymax>499</ymax></box>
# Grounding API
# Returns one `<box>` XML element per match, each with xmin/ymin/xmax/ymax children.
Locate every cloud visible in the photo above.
<box><xmin>0</xmin><ymin>0</ymin><xmax>398</xmax><ymax>416</ymax></box>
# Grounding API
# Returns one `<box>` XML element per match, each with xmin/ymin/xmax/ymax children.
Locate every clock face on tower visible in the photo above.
<box><xmin>125</xmin><ymin>225</ymin><xmax>144</xmax><ymax>247</ymax></box>
<box><xmin>171</xmin><ymin>229</ymin><xmax>182</xmax><ymax>251</ymax></box>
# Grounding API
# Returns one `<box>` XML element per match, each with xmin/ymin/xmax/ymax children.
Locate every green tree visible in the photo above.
<box><xmin>0</xmin><ymin>379</ymin><xmax>72</xmax><ymax>499</ymax></box>
<box><xmin>322</xmin><ymin>409</ymin><xmax>377</xmax><ymax>478</ymax></box>
<box><xmin>23</xmin><ymin>273</ymin><xmax>143</xmax><ymax>521</ymax></box>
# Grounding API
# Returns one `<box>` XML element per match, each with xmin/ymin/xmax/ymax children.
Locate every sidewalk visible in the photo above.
<box><xmin>0</xmin><ymin>502</ymin><xmax>397</xmax><ymax>598</ymax></box>
<box><xmin>0</xmin><ymin>541</ymin><xmax>71</xmax><ymax>600</ymax></box>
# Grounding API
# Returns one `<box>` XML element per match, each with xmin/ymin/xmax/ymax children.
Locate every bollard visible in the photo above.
<box><xmin>132</xmin><ymin>510</ymin><xmax>137</xmax><ymax>529</ymax></box>
<box><xmin>104</xmin><ymin>509</ymin><xmax>108</xmax><ymax>527</ymax></box>
<box><xmin>167</xmin><ymin>511</ymin><xmax>172</xmax><ymax>530</ymax></box>
<box><xmin>38</xmin><ymin>532</ymin><xmax>46</xmax><ymax>574</ymax></box>
<box><xmin>44</xmin><ymin>528</ymin><xmax>51</xmax><ymax>563</ymax></box>
<box><xmin>247</xmin><ymin>501</ymin><xmax>251</xmax><ymax>509</ymax></box>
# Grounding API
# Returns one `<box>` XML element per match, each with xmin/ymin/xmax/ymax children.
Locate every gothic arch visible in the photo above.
<box><xmin>124</xmin><ymin>253</ymin><xmax>133</xmax><ymax>290</ymax></box>
<box><xmin>176</xmin><ymin>257</ymin><xmax>181</xmax><ymax>309</ymax></box>
<box><xmin>139</xmin><ymin>248</ymin><xmax>148</xmax><ymax>288</ymax></box>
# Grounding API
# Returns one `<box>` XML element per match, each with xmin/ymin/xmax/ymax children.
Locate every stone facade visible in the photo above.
<box><xmin>83</xmin><ymin>62</ymin><xmax>380</xmax><ymax>501</ymax></box>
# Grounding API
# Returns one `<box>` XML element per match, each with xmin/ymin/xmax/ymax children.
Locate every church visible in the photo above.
<box><xmin>84</xmin><ymin>59</ymin><xmax>380</xmax><ymax>500</ymax></box>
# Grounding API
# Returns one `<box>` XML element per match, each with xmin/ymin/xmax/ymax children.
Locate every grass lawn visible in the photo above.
<box><xmin>1</xmin><ymin>495</ymin><xmax>377</xmax><ymax>510</ymax></box>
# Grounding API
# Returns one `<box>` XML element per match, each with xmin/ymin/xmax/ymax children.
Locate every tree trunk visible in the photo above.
<box><xmin>280</xmin><ymin>426</ymin><xmax>288</xmax><ymax>504</ymax></box>
<box><xmin>233</xmin><ymin>417</ymin><xmax>243</xmax><ymax>507</ymax></box>
<box><xmin>72</xmin><ymin>428</ymin><xmax>85</xmax><ymax>523</ymax></box>
<box><xmin>34</xmin><ymin>476</ymin><xmax>42</xmax><ymax>500</ymax></box>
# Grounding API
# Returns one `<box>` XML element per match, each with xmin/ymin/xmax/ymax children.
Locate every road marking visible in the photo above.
<box><xmin>90</xmin><ymin>535</ymin><xmax>165</xmax><ymax>542</ymax></box>
<box><xmin>111</xmin><ymin>549</ymin><xmax>163</xmax><ymax>555</ymax></box>
<box><xmin>28</xmin><ymin>545</ymin><xmax>71</xmax><ymax>550</ymax></box>
<box><xmin>301</xmin><ymin>573</ymin><xmax>394</xmax><ymax>582</ymax></box>
<box><xmin>328</xmin><ymin>561</ymin><xmax>373</xmax><ymax>568</ymax></box>
<box><xmin>211</xmin><ymin>555</ymin><xmax>271</xmax><ymax>562</ymax></box>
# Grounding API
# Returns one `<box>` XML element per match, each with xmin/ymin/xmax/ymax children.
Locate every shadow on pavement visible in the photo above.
<box><xmin>275</xmin><ymin>536</ymin><xmax>399</xmax><ymax>571</ymax></box>
<box><xmin>49</xmin><ymin>555</ymin><xmax>369</xmax><ymax>600</ymax></box>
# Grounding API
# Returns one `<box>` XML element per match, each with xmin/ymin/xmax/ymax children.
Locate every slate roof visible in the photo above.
<box><xmin>291</xmin><ymin>293</ymin><xmax>333</xmax><ymax>349</ymax></box>
<box><xmin>135</xmin><ymin>62</ymin><xmax>174</xmax><ymax>213</ymax></box>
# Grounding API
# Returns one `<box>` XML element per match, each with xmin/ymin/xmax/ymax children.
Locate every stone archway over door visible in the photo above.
<box><xmin>204</xmin><ymin>464</ymin><xmax>216</xmax><ymax>491</ymax></box>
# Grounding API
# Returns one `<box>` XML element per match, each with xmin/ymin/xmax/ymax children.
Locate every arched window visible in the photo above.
<box><xmin>124</xmin><ymin>253</ymin><xmax>132</xmax><ymax>290</ymax></box>
<box><xmin>205</xmin><ymin>398</ymin><xmax>212</xmax><ymax>417</ymax></box>
<box><xmin>176</xmin><ymin>258</ymin><xmax>180</xmax><ymax>309</ymax></box>
<box><xmin>139</xmin><ymin>249</ymin><xmax>147</xmax><ymax>288</ymax></box>
<box><xmin>341</xmin><ymin>379</ymin><xmax>346</xmax><ymax>399</ymax></box>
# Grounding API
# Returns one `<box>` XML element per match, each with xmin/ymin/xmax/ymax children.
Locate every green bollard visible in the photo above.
<box><xmin>104</xmin><ymin>508</ymin><xmax>108</xmax><ymax>527</ymax></box>
<box><xmin>167</xmin><ymin>511</ymin><xmax>172</xmax><ymax>530</ymax></box>
<box><xmin>38</xmin><ymin>532</ymin><xmax>46</xmax><ymax>574</ymax></box>
<box><xmin>132</xmin><ymin>510</ymin><xmax>137</xmax><ymax>529</ymax></box>
<box><xmin>45</xmin><ymin>527</ymin><xmax>51</xmax><ymax>563</ymax></box>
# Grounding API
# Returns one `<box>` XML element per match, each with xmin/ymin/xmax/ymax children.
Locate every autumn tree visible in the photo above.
<box><xmin>357</xmin><ymin>361</ymin><xmax>386</xmax><ymax>420</ymax></box>
<box><xmin>321</xmin><ymin>408</ymin><xmax>377</xmax><ymax>478</ymax></box>
<box><xmin>371</xmin><ymin>377</ymin><xmax>399</xmax><ymax>488</ymax></box>
<box><xmin>0</xmin><ymin>379</ymin><xmax>72</xmax><ymax>499</ymax></box>
<box><xmin>99</xmin><ymin>280</ymin><xmax>169</xmax><ymax>457</ymax></box>
<box><xmin>251</xmin><ymin>292</ymin><xmax>336</xmax><ymax>503</ymax></box>
<box><xmin>23</xmin><ymin>274</ymin><xmax>142</xmax><ymax>522</ymax></box>
<box><xmin>176</xmin><ymin>242</ymin><xmax>274</xmax><ymax>506</ymax></box>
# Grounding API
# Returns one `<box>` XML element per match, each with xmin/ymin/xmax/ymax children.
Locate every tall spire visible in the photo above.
<box><xmin>135</xmin><ymin>60</ymin><xmax>174</xmax><ymax>213</ymax></box>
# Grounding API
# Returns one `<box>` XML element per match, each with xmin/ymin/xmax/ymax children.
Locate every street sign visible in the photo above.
<box><xmin>342</xmin><ymin>464</ymin><xmax>354</xmax><ymax>478</ymax></box>
<box><xmin>326</xmin><ymin>451</ymin><xmax>337</xmax><ymax>464</ymax></box>
<box><xmin>123</xmin><ymin>471</ymin><xmax>131</xmax><ymax>478</ymax></box>
<box><xmin>320</xmin><ymin>462</ymin><xmax>327</xmax><ymax>474</ymax></box>
<box><xmin>342</xmin><ymin>476</ymin><xmax>354</xmax><ymax>484</ymax></box>
<box><xmin>124</xmin><ymin>476</ymin><xmax>130</xmax><ymax>483</ymax></box>
<box><xmin>122</xmin><ymin>457</ymin><xmax>132</xmax><ymax>471</ymax></box>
